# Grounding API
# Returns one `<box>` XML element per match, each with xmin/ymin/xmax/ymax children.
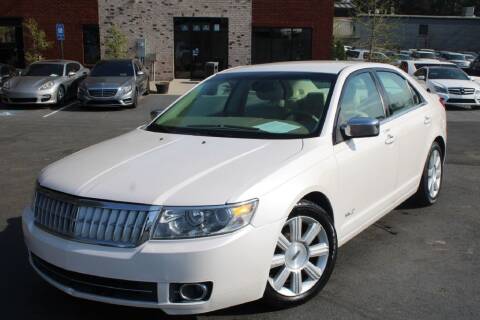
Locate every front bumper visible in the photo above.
<box><xmin>1</xmin><ymin>88</ymin><xmax>57</xmax><ymax>105</ymax></box>
<box><xmin>22</xmin><ymin>207</ymin><xmax>282</xmax><ymax>315</ymax></box>
<box><xmin>438</xmin><ymin>93</ymin><xmax>480</xmax><ymax>106</ymax></box>
<box><xmin>78</xmin><ymin>88</ymin><xmax>134</xmax><ymax>107</ymax></box>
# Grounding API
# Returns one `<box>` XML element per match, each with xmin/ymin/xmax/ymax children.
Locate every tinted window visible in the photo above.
<box><xmin>346</xmin><ymin>50</ymin><xmax>360</xmax><ymax>58</ymax></box>
<box><xmin>428</xmin><ymin>67</ymin><xmax>469</xmax><ymax>80</ymax></box>
<box><xmin>377</xmin><ymin>71</ymin><xmax>417</xmax><ymax>115</ymax></box>
<box><xmin>0</xmin><ymin>66</ymin><xmax>7</xmax><ymax>75</ymax></box>
<box><xmin>24</xmin><ymin>64</ymin><xmax>64</xmax><ymax>76</ymax></box>
<box><xmin>413</xmin><ymin>68</ymin><xmax>426</xmax><ymax>78</ymax></box>
<box><xmin>66</xmin><ymin>63</ymin><xmax>80</xmax><ymax>74</ymax></box>
<box><xmin>148</xmin><ymin>73</ymin><xmax>336</xmax><ymax>139</ymax></box>
<box><xmin>90</xmin><ymin>60</ymin><xmax>133</xmax><ymax>77</ymax></box>
<box><xmin>338</xmin><ymin>72</ymin><xmax>386</xmax><ymax>125</ymax></box>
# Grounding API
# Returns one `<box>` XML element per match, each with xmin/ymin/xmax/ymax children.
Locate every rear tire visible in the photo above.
<box><xmin>263</xmin><ymin>200</ymin><xmax>337</xmax><ymax>308</ymax></box>
<box><xmin>412</xmin><ymin>142</ymin><xmax>443</xmax><ymax>206</ymax></box>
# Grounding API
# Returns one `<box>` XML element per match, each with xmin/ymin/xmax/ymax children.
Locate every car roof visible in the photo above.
<box><xmin>220</xmin><ymin>61</ymin><xmax>395</xmax><ymax>75</ymax></box>
<box><xmin>410</xmin><ymin>59</ymin><xmax>454</xmax><ymax>65</ymax></box>
<box><xmin>32</xmin><ymin>60</ymin><xmax>79</xmax><ymax>65</ymax></box>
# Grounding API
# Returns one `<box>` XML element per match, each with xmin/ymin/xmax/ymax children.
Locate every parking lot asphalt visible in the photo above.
<box><xmin>0</xmin><ymin>97</ymin><xmax>479</xmax><ymax>320</ymax></box>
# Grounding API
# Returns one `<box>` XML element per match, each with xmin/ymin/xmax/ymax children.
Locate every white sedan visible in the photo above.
<box><xmin>23</xmin><ymin>61</ymin><xmax>447</xmax><ymax>315</ymax></box>
<box><xmin>414</xmin><ymin>66</ymin><xmax>480</xmax><ymax>109</ymax></box>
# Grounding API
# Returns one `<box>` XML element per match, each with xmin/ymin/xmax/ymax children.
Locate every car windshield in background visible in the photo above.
<box><xmin>429</xmin><ymin>68</ymin><xmax>470</xmax><ymax>80</ymax></box>
<box><xmin>24</xmin><ymin>64</ymin><xmax>64</xmax><ymax>77</ymax></box>
<box><xmin>90</xmin><ymin>61</ymin><xmax>133</xmax><ymax>77</ymax></box>
<box><xmin>148</xmin><ymin>72</ymin><xmax>337</xmax><ymax>139</ymax></box>
<box><xmin>445</xmin><ymin>54</ymin><xmax>465</xmax><ymax>61</ymax></box>
<box><xmin>415</xmin><ymin>63</ymin><xmax>455</xmax><ymax>70</ymax></box>
<box><xmin>416</xmin><ymin>52</ymin><xmax>436</xmax><ymax>59</ymax></box>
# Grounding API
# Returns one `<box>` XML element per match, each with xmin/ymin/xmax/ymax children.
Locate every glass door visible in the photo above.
<box><xmin>0</xmin><ymin>18</ymin><xmax>24</xmax><ymax>68</ymax></box>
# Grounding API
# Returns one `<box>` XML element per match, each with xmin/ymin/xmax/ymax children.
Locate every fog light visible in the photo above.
<box><xmin>170</xmin><ymin>282</ymin><xmax>212</xmax><ymax>303</ymax></box>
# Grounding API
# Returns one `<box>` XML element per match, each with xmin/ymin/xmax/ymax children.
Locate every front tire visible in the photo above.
<box><xmin>412</xmin><ymin>142</ymin><xmax>443</xmax><ymax>206</ymax></box>
<box><xmin>56</xmin><ymin>86</ymin><xmax>65</xmax><ymax>107</ymax></box>
<box><xmin>264</xmin><ymin>200</ymin><xmax>337</xmax><ymax>308</ymax></box>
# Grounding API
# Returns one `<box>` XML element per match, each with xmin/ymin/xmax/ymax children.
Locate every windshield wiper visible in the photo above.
<box><xmin>186</xmin><ymin>124</ymin><xmax>262</xmax><ymax>131</ymax></box>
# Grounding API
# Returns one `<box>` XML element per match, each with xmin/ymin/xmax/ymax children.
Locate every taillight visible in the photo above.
<box><xmin>439</xmin><ymin>97</ymin><xmax>446</xmax><ymax>108</ymax></box>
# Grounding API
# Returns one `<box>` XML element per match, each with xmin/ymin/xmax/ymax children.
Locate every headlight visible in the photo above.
<box><xmin>122</xmin><ymin>84</ymin><xmax>132</xmax><ymax>94</ymax></box>
<box><xmin>152</xmin><ymin>199</ymin><xmax>258</xmax><ymax>239</ymax></box>
<box><xmin>3</xmin><ymin>80</ymin><xmax>10</xmax><ymax>89</ymax></box>
<box><xmin>434</xmin><ymin>85</ymin><xmax>447</xmax><ymax>94</ymax></box>
<box><xmin>39</xmin><ymin>81</ymin><xmax>54</xmax><ymax>90</ymax></box>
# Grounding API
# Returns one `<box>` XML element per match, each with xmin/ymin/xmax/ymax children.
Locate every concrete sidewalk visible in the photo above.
<box><xmin>149</xmin><ymin>79</ymin><xmax>200</xmax><ymax>95</ymax></box>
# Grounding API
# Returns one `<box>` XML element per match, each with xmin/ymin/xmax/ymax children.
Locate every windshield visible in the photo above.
<box><xmin>417</xmin><ymin>52</ymin><xmax>436</xmax><ymax>59</ymax></box>
<box><xmin>24</xmin><ymin>64</ymin><xmax>64</xmax><ymax>77</ymax></box>
<box><xmin>147</xmin><ymin>72</ymin><xmax>337</xmax><ymax>139</ymax></box>
<box><xmin>90</xmin><ymin>61</ymin><xmax>133</xmax><ymax>77</ymax></box>
<box><xmin>444</xmin><ymin>53</ymin><xmax>465</xmax><ymax>61</ymax></box>
<box><xmin>429</xmin><ymin>68</ymin><xmax>470</xmax><ymax>80</ymax></box>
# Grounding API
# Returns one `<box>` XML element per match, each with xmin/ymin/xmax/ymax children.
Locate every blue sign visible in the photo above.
<box><xmin>56</xmin><ymin>23</ymin><xmax>65</xmax><ymax>41</ymax></box>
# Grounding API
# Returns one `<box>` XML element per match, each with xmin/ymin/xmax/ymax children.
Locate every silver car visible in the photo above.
<box><xmin>1</xmin><ymin>60</ymin><xmax>89</xmax><ymax>105</ymax></box>
<box><xmin>77</xmin><ymin>59</ymin><xmax>149</xmax><ymax>108</ymax></box>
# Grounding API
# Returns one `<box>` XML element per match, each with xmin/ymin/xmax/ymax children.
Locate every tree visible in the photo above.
<box><xmin>332</xmin><ymin>39</ymin><xmax>347</xmax><ymax>60</ymax></box>
<box><xmin>353</xmin><ymin>0</ymin><xmax>396</xmax><ymax>61</ymax></box>
<box><xmin>105</xmin><ymin>25</ymin><xmax>129</xmax><ymax>59</ymax></box>
<box><xmin>23</xmin><ymin>18</ymin><xmax>52</xmax><ymax>64</ymax></box>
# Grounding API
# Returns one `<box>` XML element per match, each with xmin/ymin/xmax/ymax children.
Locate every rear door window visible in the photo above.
<box><xmin>376</xmin><ymin>71</ymin><xmax>418</xmax><ymax>116</ymax></box>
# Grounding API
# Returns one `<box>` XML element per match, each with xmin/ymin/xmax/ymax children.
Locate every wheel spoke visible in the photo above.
<box><xmin>428</xmin><ymin>167</ymin><xmax>434</xmax><ymax>178</ymax></box>
<box><xmin>435</xmin><ymin>156</ymin><xmax>441</xmax><ymax>169</ymax></box>
<box><xmin>277</xmin><ymin>233</ymin><xmax>291</xmax><ymax>251</ymax></box>
<box><xmin>304</xmin><ymin>261</ymin><xmax>323</xmax><ymax>280</ymax></box>
<box><xmin>291</xmin><ymin>271</ymin><xmax>302</xmax><ymax>294</ymax></box>
<box><xmin>273</xmin><ymin>267</ymin><xmax>290</xmax><ymax>290</ymax></box>
<box><xmin>271</xmin><ymin>254</ymin><xmax>286</xmax><ymax>268</ymax></box>
<box><xmin>290</xmin><ymin>217</ymin><xmax>302</xmax><ymax>242</ymax></box>
<box><xmin>309</xmin><ymin>242</ymin><xmax>329</xmax><ymax>257</ymax></box>
<box><xmin>302</xmin><ymin>222</ymin><xmax>321</xmax><ymax>245</ymax></box>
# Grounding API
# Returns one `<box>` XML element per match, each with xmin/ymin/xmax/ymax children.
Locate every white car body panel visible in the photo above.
<box><xmin>23</xmin><ymin>61</ymin><xmax>447</xmax><ymax>314</ymax></box>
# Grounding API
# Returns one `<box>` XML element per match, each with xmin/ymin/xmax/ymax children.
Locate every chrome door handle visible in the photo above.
<box><xmin>424</xmin><ymin>116</ymin><xmax>432</xmax><ymax>124</ymax></box>
<box><xmin>385</xmin><ymin>134</ymin><xmax>395</xmax><ymax>145</ymax></box>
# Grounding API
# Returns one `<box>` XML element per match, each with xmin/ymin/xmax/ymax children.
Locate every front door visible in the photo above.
<box><xmin>174</xmin><ymin>17</ymin><xmax>228</xmax><ymax>79</ymax></box>
<box><xmin>333</xmin><ymin>71</ymin><xmax>399</xmax><ymax>239</ymax></box>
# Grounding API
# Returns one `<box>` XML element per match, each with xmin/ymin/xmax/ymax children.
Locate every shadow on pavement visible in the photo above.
<box><xmin>0</xmin><ymin>217</ymin><xmax>271</xmax><ymax>319</ymax></box>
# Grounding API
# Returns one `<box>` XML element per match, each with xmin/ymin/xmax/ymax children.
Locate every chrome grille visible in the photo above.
<box><xmin>33</xmin><ymin>188</ymin><xmax>160</xmax><ymax>247</ymax></box>
<box><xmin>88</xmin><ymin>88</ymin><xmax>118</xmax><ymax>97</ymax></box>
<box><xmin>448</xmin><ymin>87</ymin><xmax>475</xmax><ymax>95</ymax></box>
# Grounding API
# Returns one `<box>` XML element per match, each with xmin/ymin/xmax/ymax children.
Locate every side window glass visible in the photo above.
<box><xmin>66</xmin><ymin>63</ymin><xmax>78</xmax><ymax>74</ymax></box>
<box><xmin>337</xmin><ymin>72</ymin><xmax>386</xmax><ymax>126</ymax></box>
<box><xmin>73</xmin><ymin>63</ymin><xmax>81</xmax><ymax>72</ymax></box>
<box><xmin>377</xmin><ymin>71</ymin><xmax>417</xmax><ymax>116</ymax></box>
<box><xmin>400</xmin><ymin>61</ymin><xmax>408</xmax><ymax>73</ymax></box>
<box><xmin>413</xmin><ymin>68</ymin><xmax>425</xmax><ymax>78</ymax></box>
<box><xmin>134</xmin><ymin>62</ymin><xmax>140</xmax><ymax>73</ymax></box>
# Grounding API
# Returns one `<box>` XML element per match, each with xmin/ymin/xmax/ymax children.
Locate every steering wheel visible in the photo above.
<box><xmin>284</xmin><ymin>110</ymin><xmax>319</xmax><ymax>123</ymax></box>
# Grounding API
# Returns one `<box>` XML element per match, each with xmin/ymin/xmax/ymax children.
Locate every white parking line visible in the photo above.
<box><xmin>42</xmin><ymin>101</ymin><xmax>77</xmax><ymax>118</ymax></box>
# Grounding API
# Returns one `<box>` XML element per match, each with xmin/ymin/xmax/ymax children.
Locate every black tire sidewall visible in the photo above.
<box><xmin>419</xmin><ymin>142</ymin><xmax>443</xmax><ymax>204</ymax></box>
<box><xmin>56</xmin><ymin>86</ymin><xmax>65</xmax><ymax>107</ymax></box>
<box><xmin>263</xmin><ymin>200</ymin><xmax>337</xmax><ymax>307</ymax></box>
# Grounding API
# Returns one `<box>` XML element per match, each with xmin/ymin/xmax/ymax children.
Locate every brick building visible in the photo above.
<box><xmin>0</xmin><ymin>0</ymin><xmax>334</xmax><ymax>80</ymax></box>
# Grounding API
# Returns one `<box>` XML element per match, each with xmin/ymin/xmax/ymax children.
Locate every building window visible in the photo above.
<box><xmin>82</xmin><ymin>25</ymin><xmax>100</xmax><ymax>65</ymax></box>
<box><xmin>252</xmin><ymin>27</ymin><xmax>312</xmax><ymax>64</ymax></box>
<box><xmin>419</xmin><ymin>24</ymin><xmax>428</xmax><ymax>36</ymax></box>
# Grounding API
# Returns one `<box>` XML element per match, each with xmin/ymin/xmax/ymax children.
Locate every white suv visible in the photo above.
<box><xmin>23</xmin><ymin>62</ymin><xmax>447</xmax><ymax>315</ymax></box>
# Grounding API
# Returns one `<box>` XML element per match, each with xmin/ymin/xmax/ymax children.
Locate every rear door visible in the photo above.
<box><xmin>333</xmin><ymin>70</ymin><xmax>399</xmax><ymax>238</ymax></box>
<box><xmin>374</xmin><ymin>69</ymin><xmax>432</xmax><ymax>197</ymax></box>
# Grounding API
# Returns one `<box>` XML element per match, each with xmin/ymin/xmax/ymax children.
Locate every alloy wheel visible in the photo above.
<box><xmin>268</xmin><ymin>216</ymin><xmax>330</xmax><ymax>297</ymax></box>
<box><xmin>427</xmin><ymin>149</ymin><xmax>442</xmax><ymax>199</ymax></box>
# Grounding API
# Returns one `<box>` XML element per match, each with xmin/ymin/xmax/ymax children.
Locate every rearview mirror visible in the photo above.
<box><xmin>341</xmin><ymin>117</ymin><xmax>380</xmax><ymax>139</ymax></box>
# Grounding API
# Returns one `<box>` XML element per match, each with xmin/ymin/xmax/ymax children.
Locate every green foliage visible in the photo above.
<box><xmin>394</xmin><ymin>0</ymin><xmax>480</xmax><ymax>15</ymax></box>
<box><xmin>105</xmin><ymin>25</ymin><xmax>129</xmax><ymax>59</ymax></box>
<box><xmin>332</xmin><ymin>39</ymin><xmax>347</xmax><ymax>60</ymax></box>
<box><xmin>23</xmin><ymin>18</ymin><xmax>52</xmax><ymax>64</ymax></box>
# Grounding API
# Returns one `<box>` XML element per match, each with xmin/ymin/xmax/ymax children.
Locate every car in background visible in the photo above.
<box><xmin>77</xmin><ymin>59</ymin><xmax>149</xmax><ymax>108</ymax></box>
<box><xmin>0</xmin><ymin>63</ymin><xmax>17</xmax><ymax>88</ymax></box>
<box><xmin>439</xmin><ymin>52</ymin><xmax>470</xmax><ymax>69</ymax></box>
<box><xmin>399</xmin><ymin>59</ymin><xmax>457</xmax><ymax>75</ymax></box>
<box><xmin>346</xmin><ymin>49</ymin><xmax>388</xmax><ymax>62</ymax></box>
<box><xmin>413</xmin><ymin>66</ymin><xmax>480</xmax><ymax>109</ymax></box>
<box><xmin>392</xmin><ymin>53</ymin><xmax>412</xmax><ymax>66</ymax></box>
<box><xmin>463</xmin><ymin>54</ymin><xmax>476</xmax><ymax>63</ymax></box>
<box><xmin>412</xmin><ymin>50</ymin><xmax>438</xmax><ymax>60</ymax></box>
<box><xmin>24</xmin><ymin>61</ymin><xmax>447</xmax><ymax>314</ymax></box>
<box><xmin>470</xmin><ymin>55</ymin><xmax>480</xmax><ymax>76</ymax></box>
<box><xmin>1</xmin><ymin>60</ymin><xmax>88</xmax><ymax>106</ymax></box>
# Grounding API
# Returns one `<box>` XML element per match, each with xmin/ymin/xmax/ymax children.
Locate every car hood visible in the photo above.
<box><xmin>7</xmin><ymin>76</ymin><xmax>60</xmax><ymax>91</ymax></box>
<box><xmin>38</xmin><ymin>129</ymin><xmax>303</xmax><ymax>206</ymax></box>
<box><xmin>430</xmin><ymin>79</ymin><xmax>479</xmax><ymax>88</ymax></box>
<box><xmin>82</xmin><ymin>76</ymin><xmax>132</xmax><ymax>88</ymax></box>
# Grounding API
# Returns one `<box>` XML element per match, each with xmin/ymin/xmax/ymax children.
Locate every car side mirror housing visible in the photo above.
<box><xmin>341</xmin><ymin>117</ymin><xmax>380</xmax><ymax>139</ymax></box>
<box><xmin>150</xmin><ymin>109</ymin><xmax>163</xmax><ymax>120</ymax></box>
<box><xmin>137</xmin><ymin>71</ymin><xmax>145</xmax><ymax>76</ymax></box>
<box><xmin>68</xmin><ymin>71</ymin><xmax>76</xmax><ymax>77</ymax></box>
<box><xmin>416</xmin><ymin>75</ymin><xmax>425</xmax><ymax>81</ymax></box>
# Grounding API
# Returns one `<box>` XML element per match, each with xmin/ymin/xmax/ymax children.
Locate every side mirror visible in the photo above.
<box><xmin>416</xmin><ymin>75</ymin><xmax>425</xmax><ymax>81</ymax></box>
<box><xmin>68</xmin><ymin>71</ymin><xmax>76</xmax><ymax>77</ymax></box>
<box><xmin>341</xmin><ymin>117</ymin><xmax>380</xmax><ymax>139</ymax></box>
<box><xmin>150</xmin><ymin>109</ymin><xmax>163</xmax><ymax>120</ymax></box>
<box><xmin>137</xmin><ymin>71</ymin><xmax>145</xmax><ymax>76</ymax></box>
